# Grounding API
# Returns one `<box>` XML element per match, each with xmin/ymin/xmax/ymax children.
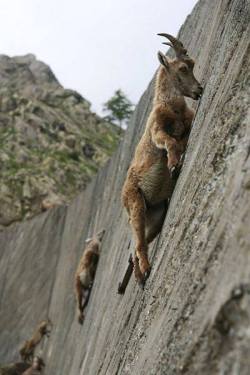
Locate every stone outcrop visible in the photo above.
<box><xmin>0</xmin><ymin>0</ymin><xmax>249</xmax><ymax>374</ymax></box>
<box><xmin>0</xmin><ymin>54</ymin><xmax>121</xmax><ymax>226</ymax></box>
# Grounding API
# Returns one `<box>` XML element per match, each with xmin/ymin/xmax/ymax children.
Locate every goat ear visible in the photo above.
<box><xmin>85</xmin><ymin>237</ymin><xmax>92</xmax><ymax>243</ymax></box>
<box><xmin>157</xmin><ymin>51</ymin><xmax>170</xmax><ymax>70</ymax></box>
<box><xmin>97</xmin><ymin>229</ymin><xmax>105</xmax><ymax>241</ymax></box>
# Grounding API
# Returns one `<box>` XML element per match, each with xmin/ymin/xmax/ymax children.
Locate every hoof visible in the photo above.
<box><xmin>78</xmin><ymin>315</ymin><xmax>84</xmax><ymax>325</ymax></box>
<box><xmin>143</xmin><ymin>268</ymin><xmax>151</xmax><ymax>282</ymax></box>
<box><xmin>117</xmin><ymin>282</ymin><xmax>125</xmax><ymax>295</ymax></box>
<box><xmin>170</xmin><ymin>165</ymin><xmax>181</xmax><ymax>179</ymax></box>
<box><xmin>139</xmin><ymin>258</ymin><xmax>151</xmax><ymax>281</ymax></box>
<box><xmin>139</xmin><ymin>279</ymin><xmax>145</xmax><ymax>290</ymax></box>
<box><xmin>139</xmin><ymin>267</ymin><xmax>151</xmax><ymax>285</ymax></box>
<box><xmin>137</xmin><ymin>268</ymin><xmax>151</xmax><ymax>289</ymax></box>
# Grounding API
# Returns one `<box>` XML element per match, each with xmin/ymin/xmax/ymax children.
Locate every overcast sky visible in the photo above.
<box><xmin>0</xmin><ymin>0</ymin><xmax>198</xmax><ymax>114</ymax></box>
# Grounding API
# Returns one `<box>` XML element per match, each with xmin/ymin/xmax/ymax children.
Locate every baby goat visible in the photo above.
<box><xmin>22</xmin><ymin>356</ymin><xmax>45</xmax><ymax>375</ymax></box>
<box><xmin>75</xmin><ymin>229</ymin><xmax>105</xmax><ymax>324</ymax></box>
<box><xmin>19</xmin><ymin>320</ymin><xmax>52</xmax><ymax>362</ymax></box>
<box><xmin>122</xmin><ymin>33</ymin><xmax>203</xmax><ymax>286</ymax></box>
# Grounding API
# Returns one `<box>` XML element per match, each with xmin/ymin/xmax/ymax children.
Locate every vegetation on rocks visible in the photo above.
<box><xmin>103</xmin><ymin>89</ymin><xmax>134</xmax><ymax>130</ymax></box>
<box><xmin>0</xmin><ymin>54</ymin><xmax>122</xmax><ymax>227</ymax></box>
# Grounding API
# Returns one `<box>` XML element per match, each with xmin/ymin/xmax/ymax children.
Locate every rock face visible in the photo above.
<box><xmin>0</xmin><ymin>0</ymin><xmax>249</xmax><ymax>374</ymax></box>
<box><xmin>0</xmin><ymin>54</ymin><xmax>121</xmax><ymax>226</ymax></box>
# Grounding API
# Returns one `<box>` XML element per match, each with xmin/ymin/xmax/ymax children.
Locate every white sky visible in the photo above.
<box><xmin>0</xmin><ymin>0</ymin><xmax>198</xmax><ymax>114</ymax></box>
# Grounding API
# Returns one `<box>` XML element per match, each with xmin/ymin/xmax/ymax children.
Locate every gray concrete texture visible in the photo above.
<box><xmin>0</xmin><ymin>0</ymin><xmax>249</xmax><ymax>373</ymax></box>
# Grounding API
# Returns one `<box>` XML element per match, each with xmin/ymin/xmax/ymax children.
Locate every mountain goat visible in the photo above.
<box><xmin>122</xmin><ymin>33</ymin><xmax>203</xmax><ymax>286</ymax></box>
<box><xmin>19</xmin><ymin>320</ymin><xmax>52</xmax><ymax>362</ymax></box>
<box><xmin>75</xmin><ymin>229</ymin><xmax>105</xmax><ymax>324</ymax></box>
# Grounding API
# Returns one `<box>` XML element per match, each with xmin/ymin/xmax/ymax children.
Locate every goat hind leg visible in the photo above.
<box><xmin>129</xmin><ymin>190</ymin><xmax>151</xmax><ymax>282</ymax></box>
<box><xmin>75</xmin><ymin>276</ymin><xmax>84</xmax><ymax>324</ymax></box>
<box><xmin>82</xmin><ymin>287</ymin><xmax>91</xmax><ymax>310</ymax></box>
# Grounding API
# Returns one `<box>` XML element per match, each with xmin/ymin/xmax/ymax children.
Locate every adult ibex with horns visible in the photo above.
<box><xmin>122</xmin><ymin>33</ymin><xmax>203</xmax><ymax>287</ymax></box>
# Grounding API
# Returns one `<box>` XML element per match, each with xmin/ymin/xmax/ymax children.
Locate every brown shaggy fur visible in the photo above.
<box><xmin>19</xmin><ymin>320</ymin><xmax>52</xmax><ymax>362</ymax></box>
<box><xmin>75</xmin><ymin>230</ymin><xmax>105</xmax><ymax>324</ymax></box>
<box><xmin>122</xmin><ymin>34</ymin><xmax>202</xmax><ymax>285</ymax></box>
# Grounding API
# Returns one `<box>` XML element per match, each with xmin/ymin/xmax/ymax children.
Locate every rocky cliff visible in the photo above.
<box><xmin>0</xmin><ymin>54</ymin><xmax>121</xmax><ymax>227</ymax></box>
<box><xmin>0</xmin><ymin>0</ymin><xmax>249</xmax><ymax>374</ymax></box>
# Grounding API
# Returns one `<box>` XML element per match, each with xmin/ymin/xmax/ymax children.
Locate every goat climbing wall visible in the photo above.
<box><xmin>0</xmin><ymin>0</ymin><xmax>249</xmax><ymax>374</ymax></box>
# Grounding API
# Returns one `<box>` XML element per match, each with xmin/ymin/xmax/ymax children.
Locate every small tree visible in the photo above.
<box><xmin>103</xmin><ymin>89</ymin><xmax>134</xmax><ymax>131</ymax></box>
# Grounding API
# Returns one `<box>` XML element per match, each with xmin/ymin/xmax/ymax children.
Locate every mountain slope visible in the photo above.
<box><xmin>0</xmin><ymin>54</ymin><xmax>121</xmax><ymax>226</ymax></box>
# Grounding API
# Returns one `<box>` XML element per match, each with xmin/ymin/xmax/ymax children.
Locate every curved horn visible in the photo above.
<box><xmin>157</xmin><ymin>33</ymin><xmax>188</xmax><ymax>59</ymax></box>
<box><xmin>163</xmin><ymin>42</ymin><xmax>173</xmax><ymax>48</ymax></box>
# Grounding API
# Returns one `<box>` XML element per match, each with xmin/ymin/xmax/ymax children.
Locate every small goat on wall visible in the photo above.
<box><xmin>22</xmin><ymin>356</ymin><xmax>45</xmax><ymax>375</ymax></box>
<box><xmin>122</xmin><ymin>33</ymin><xmax>203</xmax><ymax>286</ymax></box>
<box><xmin>75</xmin><ymin>229</ymin><xmax>105</xmax><ymax>324</ymax></box>
<box><xmin>19</xmin><ymin>320</ymin><xmax>52</xmax><ymax>363</ymax></box>
<box><xmin>0</xmin><ymin>362</ymin><xmax>30</xmax><ymax>375</ymax></box>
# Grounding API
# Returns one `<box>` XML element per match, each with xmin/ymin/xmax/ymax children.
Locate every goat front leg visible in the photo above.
<box><xmin>171</xmin><ymin>130</ymin><xmax>192</xmax><ymax>178</ymax></box>
<box><xmin>128</xmin><ymin>190</ymin><xmax>151</xmax><ymax>285</ymax></box>
<box><xmin>151</xmin><ymin>111</ymin><xmax>182</xmax><ymax>171</ymax></box>
<box><xmin>151</xmin><ymin>126</ymin><xmax>184</xmax><ymax>178</ymax></box>
<box><xmin>166</xmin><ymin>139</ymin><xmax>184</xmax><ymax>178</ymax></box>
<box><xmin>75</xmin><ymin>276</ymin><xmax>84</xmax><ymax>324</ymax></box>
<box><xmin>177</xmin><ymin>134</ymin><xmax>189</xmax><ymax>163</ymax></box>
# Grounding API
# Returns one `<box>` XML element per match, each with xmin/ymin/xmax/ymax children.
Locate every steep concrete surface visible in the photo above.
<box><xmin>0</xmin><ymin>0</ymin><xmax>249</xmax><ymax>374</ymax></box>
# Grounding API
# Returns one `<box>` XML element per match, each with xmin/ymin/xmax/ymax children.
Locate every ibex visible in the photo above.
<box><xmin>122</xmin><ymin>33</ymin><xmax>203</xmax><ymax>286</ymax></box>
<box><xmin>0</xmin><ymin>362</ymin><xmax>29</xmax><ymax>375</ymax></box>
<box><xmin>22</xmin><ymin>357</ymin><xmax>45</xmax><ymax>375</ymax></box>
<box><xmin>19</xmin><ymin>320</ymin><xmax>52</xmax><ymax>362</ymax></box>
<box><xmin>75</xmin><ymin>229</ymin><xmax>105</xmax><ymax>324</ymax></box>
